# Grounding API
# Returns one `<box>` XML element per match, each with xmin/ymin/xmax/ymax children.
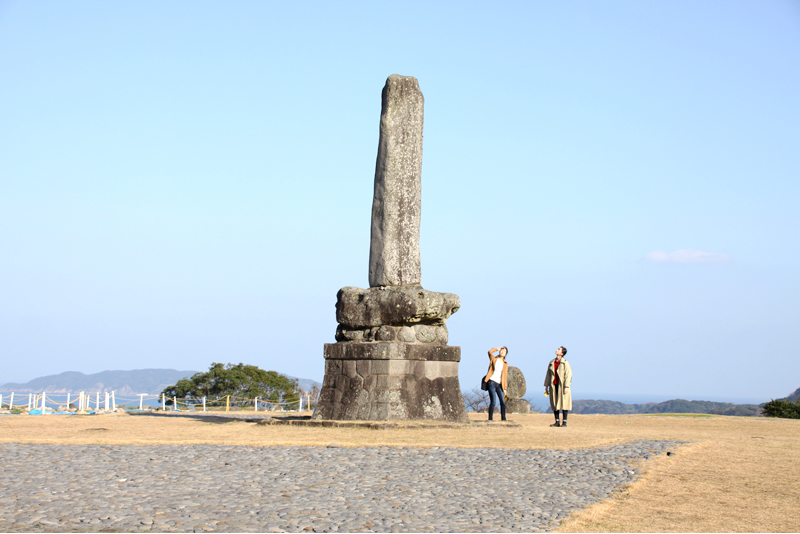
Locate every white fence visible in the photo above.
<box><xmin>161</xmin><ymin>393</ymin><xmax>312</xmax><ymax>412</ymax></box>
<box><xmin>0</xmin><ymin>391</ymin><xmax>316</xmax><ymax>413</ymax></box>
<box><xmin>0</xmin><ymin>391</ymin><xmax>147</xmax><ymax>412</ymax></box>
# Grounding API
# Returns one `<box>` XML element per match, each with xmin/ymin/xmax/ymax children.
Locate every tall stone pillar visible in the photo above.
<box><xmin>313</xmin><ymin>75</ymin><xmax>467</xmax><ymax>422</ymax></box>
<box><xmin>369</xmin><ymin>74</ymin><xmax>423</xmax><ymax>288</ymax></box>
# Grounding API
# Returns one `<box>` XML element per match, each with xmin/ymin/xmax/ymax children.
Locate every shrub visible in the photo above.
<box><xmin>761</xmin><ymin>399</ymin><xmax>800</xmax><ymax>419</ymax></box>
<box><xmin>161</xmin><ymin>362</ymin><xmax>299</xmax><ymax>407</ymax></box>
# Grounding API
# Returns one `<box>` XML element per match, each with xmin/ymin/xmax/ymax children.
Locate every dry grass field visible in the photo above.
<box><xmin>2</xmin><ymin>411</ymin><xmax>798</xmax><ymax>532</ymax></box>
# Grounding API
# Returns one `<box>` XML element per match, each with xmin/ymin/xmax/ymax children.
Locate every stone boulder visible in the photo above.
<box><xmin>505</xmin><ymin>398</ymin><xmax>531</xmax><ymax>414</ymax></box>
<box><xmin>506</xmin><ymin>366</ymin><xmax>526</xmax><ymax>398</ymax></box>
<box><xmin>336</xmin><ymin>286</ymin><xmax>459</xmax><ymax>328</ymax></box>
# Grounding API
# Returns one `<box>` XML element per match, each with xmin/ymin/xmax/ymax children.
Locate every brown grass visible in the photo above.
<box><xmin>2</xmin><ymin>411</ymin><xmax>799</xmax><ymax>532</ymax></box>
<box><xmin>555</xmin><ymin>417</ymin><xmax>800</xmax><ymax>533</ymax></box>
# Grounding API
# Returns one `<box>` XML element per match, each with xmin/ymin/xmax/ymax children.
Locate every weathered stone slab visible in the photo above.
<box><xmin>324</xmin><ymin>342</ymin><xmax>460</xmax><ymax>362</ymax></box>
<box><xmin>336</xmin><ymin>286</ymin><xmax>459</xmax><ymax>328</ymax></box>
<box><xmin>368</xmin><ymin>75</ymin><xmax>424</xmax><ymax>288</ymax></box>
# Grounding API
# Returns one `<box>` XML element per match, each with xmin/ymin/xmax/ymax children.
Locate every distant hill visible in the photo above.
<box><xmin>781</xmin><ymin>387</ymin><xmax>800</xmax><ymax>402</ymax></box>
<box><xmin>572</xmin><ymin>398</ymin><xmax>762</xmax><ymax>417</ymax></box>
<box><xmin>0</xmin><ymin>369</ymin><xmax>198</xmax><ymax>395</ymax></box>
<box><xmin>1</xmin><ymin>369</ymin><xmax>322</xmax><ymax>397</ymax></box>
<box><xmin>570</xmin><ymin>399</ymin><xmax>647</xmax><ymax>415</ymax></box>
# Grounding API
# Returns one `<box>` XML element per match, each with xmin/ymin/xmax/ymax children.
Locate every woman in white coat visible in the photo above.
<box><xmin>544</xmin><ymin>346</ymin><xmax>572</xmax><ymax>427</ymax></box>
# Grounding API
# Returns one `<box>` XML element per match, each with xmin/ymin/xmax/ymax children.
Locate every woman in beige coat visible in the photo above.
<box><xmin>483</xmin><ymin>346</ymin><xmax>509</xmax><ymax>421</ymax></box>
<box><xmin>544</xmin><ymin>346</ymin><xmax>572</xmax><ymax>427</ymax></box>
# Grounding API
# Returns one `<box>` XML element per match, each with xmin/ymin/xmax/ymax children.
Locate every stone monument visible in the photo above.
<box><xmin>312</xmin><ymin>75</ymin><xmax>468</xmax><ymax>422</ymax></box>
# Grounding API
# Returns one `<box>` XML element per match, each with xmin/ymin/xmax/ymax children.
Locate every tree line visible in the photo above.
<box><xmin>160</xmin><ymin>362</ymin><xmax>317</xmax><ymax>408</ymax></box>
<box><xmin>761</xmin><ymin>398</ymin><xmax>800</xmax><ymax>419</ymax></box>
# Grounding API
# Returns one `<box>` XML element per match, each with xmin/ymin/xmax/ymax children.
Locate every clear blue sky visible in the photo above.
<box><xmin>2</xmin><ymin>1</ymin><xmax>798</xmax><ymax>403</ymax></box>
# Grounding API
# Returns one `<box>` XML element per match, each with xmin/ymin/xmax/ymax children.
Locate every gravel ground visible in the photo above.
<box><xmin>0</xmin><ymin>440</ymin><xmax>683</xmax><ymax>533</ymax></box>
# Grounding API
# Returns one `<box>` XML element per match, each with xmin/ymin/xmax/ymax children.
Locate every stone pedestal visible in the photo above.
<box><xmin>313</xmin><ymin>343</ymin><xmax>467</xmax><ymax>422</ymax></box>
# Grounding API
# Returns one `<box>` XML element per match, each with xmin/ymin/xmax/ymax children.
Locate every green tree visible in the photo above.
<box><xmin>761</xmin><ymin>399</ymin><xmax>800</xmax><ymax>419</ymax></box>
<box><xmin>161</xmin><ymin>363</ymin><xmax>299</xmax><ymax>407</ymax></box>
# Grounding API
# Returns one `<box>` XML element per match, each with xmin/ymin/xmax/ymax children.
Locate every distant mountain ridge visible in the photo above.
<box><xmin>781</xmin><ymin>387</ymin><xmax>800</xmax><ymax>402</ymax></box>
<box><xmin>1</xmin><ymin>369</ymin><xmax>198</xmax><ymax>395</ymax></box>
<box><xmin>572</xmin><ymin>398</ymin><xmax>762</xmax><ymax>416</ymax></box>
<box><xmin>1</xmin><ymin>369</ymin><xmax>322</xmax><ymax>396</ymax></box>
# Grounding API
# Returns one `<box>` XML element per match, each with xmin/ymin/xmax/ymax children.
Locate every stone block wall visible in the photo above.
<box><xmin>313</xmin><ymin>343</ymin><xmax>468</xmax><ymax>422</ymax></box>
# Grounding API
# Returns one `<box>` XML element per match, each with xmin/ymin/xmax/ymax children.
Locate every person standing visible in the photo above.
<box><xmin>483</xmin><ymin>346</ymin><xmax>509</xmax><ymax>421</ymax></box>
<box><xmin>544</xmin><ymin>346</ymin><xmax>572</xmax><ymax>427</ymax></box>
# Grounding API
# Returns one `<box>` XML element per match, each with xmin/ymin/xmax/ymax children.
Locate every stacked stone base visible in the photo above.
<box><xmin>506</xmin><ymin>398</ymin><xmax>532</xmax><ymax>414</ymax></box>
<box><xmin>312</xmin><ymin>342</ymin><xmax>468</xmax><ymax>422</ymax></box>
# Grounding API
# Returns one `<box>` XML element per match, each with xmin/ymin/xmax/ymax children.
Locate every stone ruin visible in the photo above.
<box><xmin>312</xmin><ymin>75</ymin><xmax>468</xmax><ymax>422</ymax></box>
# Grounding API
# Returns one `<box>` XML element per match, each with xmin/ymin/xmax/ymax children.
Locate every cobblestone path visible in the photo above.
<box><xmin>0</xmin><ymin>440</ymin><xmax>682</xmax><ymax>532</ymax></box>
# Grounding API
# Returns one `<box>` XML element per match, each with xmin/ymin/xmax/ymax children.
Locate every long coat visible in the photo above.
<box><xmin>543</xmin><ymin>357</ymin><xmax>572</xmax><ymax>411</ymax></box>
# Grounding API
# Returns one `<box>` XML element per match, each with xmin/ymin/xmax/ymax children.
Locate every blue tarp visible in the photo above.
<box><xmin>28</xmin><ymin>409</ymin><xmax>93</xmax><ymax>415</ymax></box>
